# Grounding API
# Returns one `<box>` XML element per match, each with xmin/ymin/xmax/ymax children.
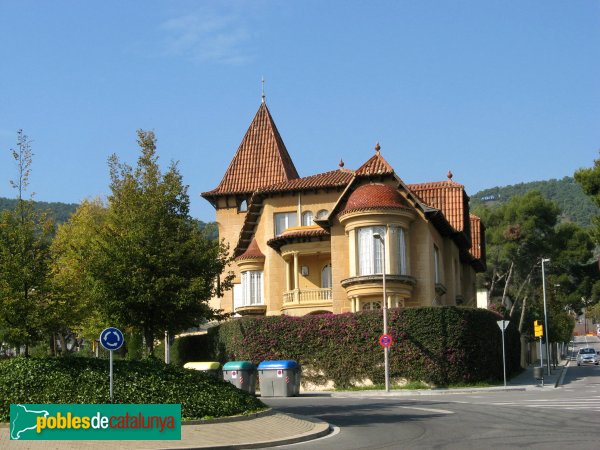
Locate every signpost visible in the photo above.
<box><xmin>100</xmin><ymin>327</ymin><xmax>125</xmax><ymax>403</ymax></box>
<box><xmin>497</xmin><ymin>320</ymin><xmax>509</xmax><ymax>387</ymax></box>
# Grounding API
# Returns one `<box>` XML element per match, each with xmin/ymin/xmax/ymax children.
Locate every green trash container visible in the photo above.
<box><xmin>257</xmin><ymin>360</ymin><xmax>301</xmax><ymax>397</ymax></box>
<box><xmin>183</xmin><ymin>361</ymin><xmax>221</xmax><ymax>378</ymax></box>
<box><xmin>223</xmin><ymin>361</ymin><xmax>257</xmax><ymax>395</ymax></box>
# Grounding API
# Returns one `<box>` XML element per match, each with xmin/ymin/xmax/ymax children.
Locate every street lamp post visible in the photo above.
<box><xmin>373</xmin><ymin>232</ymin><xmax>390</xmax><ymax>393</ymax></box>
<box><xmin>541</xmin><ymin>258</ymin><xmax>551</xmax><ymax>376</ymax></box>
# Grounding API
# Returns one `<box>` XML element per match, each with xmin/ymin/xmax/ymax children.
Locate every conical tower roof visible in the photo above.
<box><xmin>355</xmin><ymin>143</ymin><xmax>395</xmax><ymax>176</ymax></box>
<box><xmin>202</xmin><ymin>102</ymin><xmax>299</xmax><ymax>200</ymax></box>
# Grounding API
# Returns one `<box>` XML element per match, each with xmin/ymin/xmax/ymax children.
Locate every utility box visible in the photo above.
<box><xmin>257</xmin><ymin>360</ymin><xmax>301</xmax><ymax>397</ymax></box>
<box><xmin>223</xmin><ymin>361</ymin><xmax>257</xmax><ymax>395</ymax></box>
<box><xmin>183</xmin><ymin>361</ymin><xmax>221</xmax><ymax>378</ymax></box>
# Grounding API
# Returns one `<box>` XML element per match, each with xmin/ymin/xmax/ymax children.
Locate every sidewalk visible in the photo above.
<box><xmin>0</xmin><ymin>361</ymin><xmax>569</xmax><ymax>449</ymax></box>
<box><xmin>0</xmin><ymin>409</ymin><xmax>331</xmax><ymax>450</ymax></box>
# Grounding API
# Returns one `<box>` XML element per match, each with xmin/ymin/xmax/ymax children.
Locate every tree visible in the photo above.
<box><xmin>88</xmin><ymin>130</ymin><xmax>232</xmax><ymax>354</ymax></box>
<box><xmin>45</xmin><ymin>199</ymin><xmax>107</xmax><ymax>354</ymax></box>
<box><xmin>574</xmin><ymin>152</ymin><xmax>600</xmax><ymax>243</ymax></box>
<box><xmin>475</xmin><ymin>191</ymin><xmax>560</xmax><ymax>318</ymax></box>
<box><xmin>0</xmin><ymin>130</ymin><xmax>53</xmax><ymax>355</ymax></box>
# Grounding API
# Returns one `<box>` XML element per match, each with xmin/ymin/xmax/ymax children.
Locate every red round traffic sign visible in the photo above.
<box><xmin>379</xmin><ymin>333</ymin><xmax>393</xmax><ymax>348</ymax></box>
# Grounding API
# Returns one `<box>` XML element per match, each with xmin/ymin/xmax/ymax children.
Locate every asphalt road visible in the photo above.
<box><xmin>262</xmin><ymin>338</ymin><xmax>600</xmax><ymax>450</ymax></box>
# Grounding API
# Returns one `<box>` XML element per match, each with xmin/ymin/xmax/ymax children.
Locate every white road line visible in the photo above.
<box><xmin>399</xmin><ymin>406</ymin><xmax>454</xmax><ymax>414</ymax></box>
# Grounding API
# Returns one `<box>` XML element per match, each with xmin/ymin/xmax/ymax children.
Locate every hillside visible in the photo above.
<box><xmin>0</xmin><ymin>197</ymin><xmax>218</xmax><ymax>240</ymax></box>
<box><xmin>0</xmin><ymin>197</ymin><xmax>78</xmax><ymax>224</ymax></box>
<box><xmin>470</xmin><ymin>176</ymin><xmax>598</xmax><ymax>228</ymax></box>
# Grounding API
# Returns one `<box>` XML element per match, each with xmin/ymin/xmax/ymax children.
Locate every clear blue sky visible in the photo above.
<box><xmin>1</xmin><ymin>1</ymin><xmax>599</xmax><ymax>222</ymax></box>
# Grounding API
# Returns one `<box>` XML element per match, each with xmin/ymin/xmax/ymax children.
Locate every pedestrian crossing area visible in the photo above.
<box><xmin>482</xmin><ymin>395</ymin><xmax>600</xmax><ymax>412</ymax></box>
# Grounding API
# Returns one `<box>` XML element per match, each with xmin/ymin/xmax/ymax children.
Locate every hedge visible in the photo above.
<box><xmin>0</xmin><ymin>357</ymin><xmax>265</xmax><ymax>422</ymax></box>
<box><xmin>194</xmin><ymin>306</ymin><xmax>520</xmax><ymax>388</ymax></box>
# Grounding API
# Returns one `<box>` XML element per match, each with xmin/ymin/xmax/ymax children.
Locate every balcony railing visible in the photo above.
<box><xmin>283</xmin><ymin>288</ymin><xmax>332</xmax><ymax>304</ymax></box>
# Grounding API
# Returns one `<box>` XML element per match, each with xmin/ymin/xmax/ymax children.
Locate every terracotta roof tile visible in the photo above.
<box><xmin>355</xmin><ymin>151</ymin><xmax>395</xmax><ymax>176</ymax></box>
<box><xmin>258</xmin><ymin>169</ymin><xmax>354</xmax><ymax>194</ymax></box>
<box><xmin>202</xmin><ymin>103</ymin><xmax>299</xmax><ymax>198</ymax></box>
<box><xmin>339</xmin><ymin>183</ymin><xmax>409</xmax><ymax>216</ymax></box>
<box><xmin>407</xmin><ymin>179</ymin><xmax>467</xmax><ymax>232</ymax></box>
<box><xmin>235</xmin><ymin>238</ymin><xmax>265</xmax><ymax>261</ymax></box>
<box><xmin>267</xmin><ymin>227</ymin><xmax>330</xmax><ymax>251</ymax></box>
<box><xmin>469</xmin><ymin>214</ymin><xmax>483</xmax><ymax>260</ymax></box>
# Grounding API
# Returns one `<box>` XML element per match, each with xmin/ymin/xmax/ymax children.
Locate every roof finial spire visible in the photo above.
<box><xmin>261</xmin><ymin>77</ymin><xmax>265</xmax><ymax>104</ymax></box>
<box><xmin>374</xmin><ymin>142</ymin><xmax>381</xmax><ymax>154</ymax></box>
<box><xmin>447</xmin><ymin>170</ymin><xmax>453</xmax><ymax>180</ymax></box>
<box><xmin>339</xmin><ymin>158</ymin><xmax>345</xmax><ymax>168</ymax></box>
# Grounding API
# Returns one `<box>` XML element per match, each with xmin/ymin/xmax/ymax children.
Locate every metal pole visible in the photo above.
<box><xmin>382</xmin><ymin>238</ymin><xmax>389</xmax><ymax>393</ymax></box>
<box><xmin>541</xmin><ymin>258</ymin><xmax>551</xmax><ymax>376</ymax></box>
<box><xmin>539</xmin><ymin>338</ymin><xmax>543</xmax><ymax>368</ymax></box>
<box><xmin>374</xmin><ymin>232</ymin><xmax>390</xmax><ymax>393</ymax></box>
<box><xmin>109</xmin><ymin>349</ymin><xmax>113</xmax><ymax>403</ymax></box>
<box><xmin>501</xmin><ymin>326</ymin><xmax>506</xmax><ymax>387</ymax></box>
<box><xmin>165</xmin><ymin>331</ymin><xmax>170</xmax><ymax>364</ymax></box>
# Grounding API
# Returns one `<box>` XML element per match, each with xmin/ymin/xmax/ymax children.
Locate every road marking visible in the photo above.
<box><xmin>399</xmin><ymin>406</ymin><xmax>454</xmax><ymax>414</ymax></box>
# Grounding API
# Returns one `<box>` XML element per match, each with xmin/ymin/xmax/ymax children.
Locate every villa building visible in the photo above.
<box><xmin>202</xmin><ymin>100</ymin><xmax>486</xmax><ymax>317</ymax></box>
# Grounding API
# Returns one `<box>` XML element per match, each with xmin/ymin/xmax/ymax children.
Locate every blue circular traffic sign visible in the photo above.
<box><xmin>100</xmin><ymin>327</ymin><xmax>124</xmax><ymax>351</ymax></box>
<box><xmin>379</xmin><ymin>334</ymin><xmax>393</xmax><ymax>348</ymax></box>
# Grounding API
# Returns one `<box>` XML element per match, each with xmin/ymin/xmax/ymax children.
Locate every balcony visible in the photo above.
<box><xmin>282</xmin><ymin>288</ymin><xmax>332</xmax><ymax>306</ymax></box>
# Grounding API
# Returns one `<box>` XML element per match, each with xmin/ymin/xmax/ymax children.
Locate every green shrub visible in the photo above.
<box><xmin>202</xmin><ymin>306</ymin><xmax>520</xmax><ymax>388</ymax></box>
<box><xmin>0</xmin><ymin>357</ymin><xmax>265</xmax><ymax>422</ymax></box>
<box><xmin>156</xmin><ymin>334</ymin><xmax>212</xmax><ymax>366</ymax></box>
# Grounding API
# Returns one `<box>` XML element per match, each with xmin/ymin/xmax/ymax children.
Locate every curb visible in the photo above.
<box><xmin>183</xmin><ymin>408</ymin><xmax>273</xmax><ymax>425</ymax></box>
<box><xmin>163</xmin><ymin>414</ymin><xmax>332</xmax><ymax>450</ymax></box>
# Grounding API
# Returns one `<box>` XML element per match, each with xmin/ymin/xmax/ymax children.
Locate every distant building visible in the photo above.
<box><xmin>202</xmin><ymin>101</ymin><xmax>486</xmax><ymax>316</ymax></box>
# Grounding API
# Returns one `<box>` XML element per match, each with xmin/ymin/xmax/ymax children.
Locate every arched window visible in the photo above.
<box><xmin>302</xmin><ymin>211</ymin><xmax>314</xmax><ymax>226</ymax></box>
<box><xmin>362</xmin><ymin>301</ymin><xmax>381</xmax><ymax>311</ymax></box>
<box><xmin>316</xmin><ymin>209</ymin><xmax>328</xmax><ymax>219</ymax></box>
<box><xmin>321</xmin><ymin>264</ymin><xmax>332</xmax><ymax>289</ymax></box>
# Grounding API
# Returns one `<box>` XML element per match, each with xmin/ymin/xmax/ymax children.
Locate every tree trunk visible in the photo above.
<box><xmin>501</xmin><ymin>262</ymin><xmax>513</xmax><ymax>309</ymax></box>
<box><xmin>518</xmin><ymin>296</ymin><xmax>527</xmax><ymax>333</ymax></box>
<box><xmin>144</xmin><ymin>328</ymin><xmax>154</xmax><ymax>356</ymax></box>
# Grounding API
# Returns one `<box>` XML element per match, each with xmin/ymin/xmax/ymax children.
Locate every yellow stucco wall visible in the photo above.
<box><xmin>210</xmin><ymin>185</ymin><xmax>479</xmax><ymax>316</ymax></box>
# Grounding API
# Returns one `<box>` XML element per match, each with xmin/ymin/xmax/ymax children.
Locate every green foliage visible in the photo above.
<box><xmin>0</xmin><ymin>357</ymin><xmax>265</xmax><ymax>422</ymax></box>
<box><xmin>0</xmin><ymin>197</ymin><xmax>78</xmax><ymax>225</ymax></box>
<box><xmin>471</xmin><ymin>176</ymin><xmax>599</xmax><ymax>228</ymax></box>
<box><xmin>179</xmin><ymin>307</ymin><xmax>521</xmax><ymax>389</ymax></box>
<box><xmin>87</xmin><ymin>130</ymin><xmax>233</xmax><ymax>354</ymax></box>
<box><xmin>575</xmin><ymin>153</ymin><xmax>600</xmax><ymax>245</ymax></box>
<box><xmin>0</xmin><ymin>130</ymin><xmax>54</xmax><ymax>353</ymax></box>
<box><xmin>45</xmin><ymin>199</ymin><xmax>107</xmax><ymax>352</ymax></box>
<box><xmin>155</xmin><ymin>334</ymin><xmax>213</xmax><ymax>365</ymax></box>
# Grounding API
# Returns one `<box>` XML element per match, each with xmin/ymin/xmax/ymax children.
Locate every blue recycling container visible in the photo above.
<box><xmin>257</xmin><ymin>360</ymin><xmax>301</xmax><ymax>397</ymax></box>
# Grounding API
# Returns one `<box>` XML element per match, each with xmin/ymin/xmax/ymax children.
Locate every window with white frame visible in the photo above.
<box><xmin>362</xmin><ymin>301</ymin><xmax>381</xmax><ymax>311</ymax></box>
<box><xmin>321</xmin><ymin>264</ymin><xmax>332</xmax><ymax>299</ymax></box>
<box><xmin>241</xmin><ymin>271</ymin><xmax>263</xmax><ymax>305</ymax></box>
<box><xmin>316</xmin><ymin>209</ymin><xmax>328</xmax><ymax>219</ymax></box>
<box><xmin>302</xmin><ymin>211</ymin><xmax>314</xmax><ymax>226</ymax></box>
<box><xmin>357</xmin><ymin>226</ymin><xmax>386</xmax><ymax>275</ymax></box>
<box><xmin>433</xmin><ymin>245</ymin><xmax>440</xmax><ymax>283</ymax></box>
<box><xmin>395</xmin><ymin>227</ymin><xmax>407</xmax><ymax>275</ymax></box>
<box><xmin>274</xmin><ymin>212</ymin><xmax>298</xmax><ymax>236</ymax></box>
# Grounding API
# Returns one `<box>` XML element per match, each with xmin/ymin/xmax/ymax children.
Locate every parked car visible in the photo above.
<box><xmin>576</xmin><ymin>347</ymin><xmax>599</xmax><ymax>366</ymax></box>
